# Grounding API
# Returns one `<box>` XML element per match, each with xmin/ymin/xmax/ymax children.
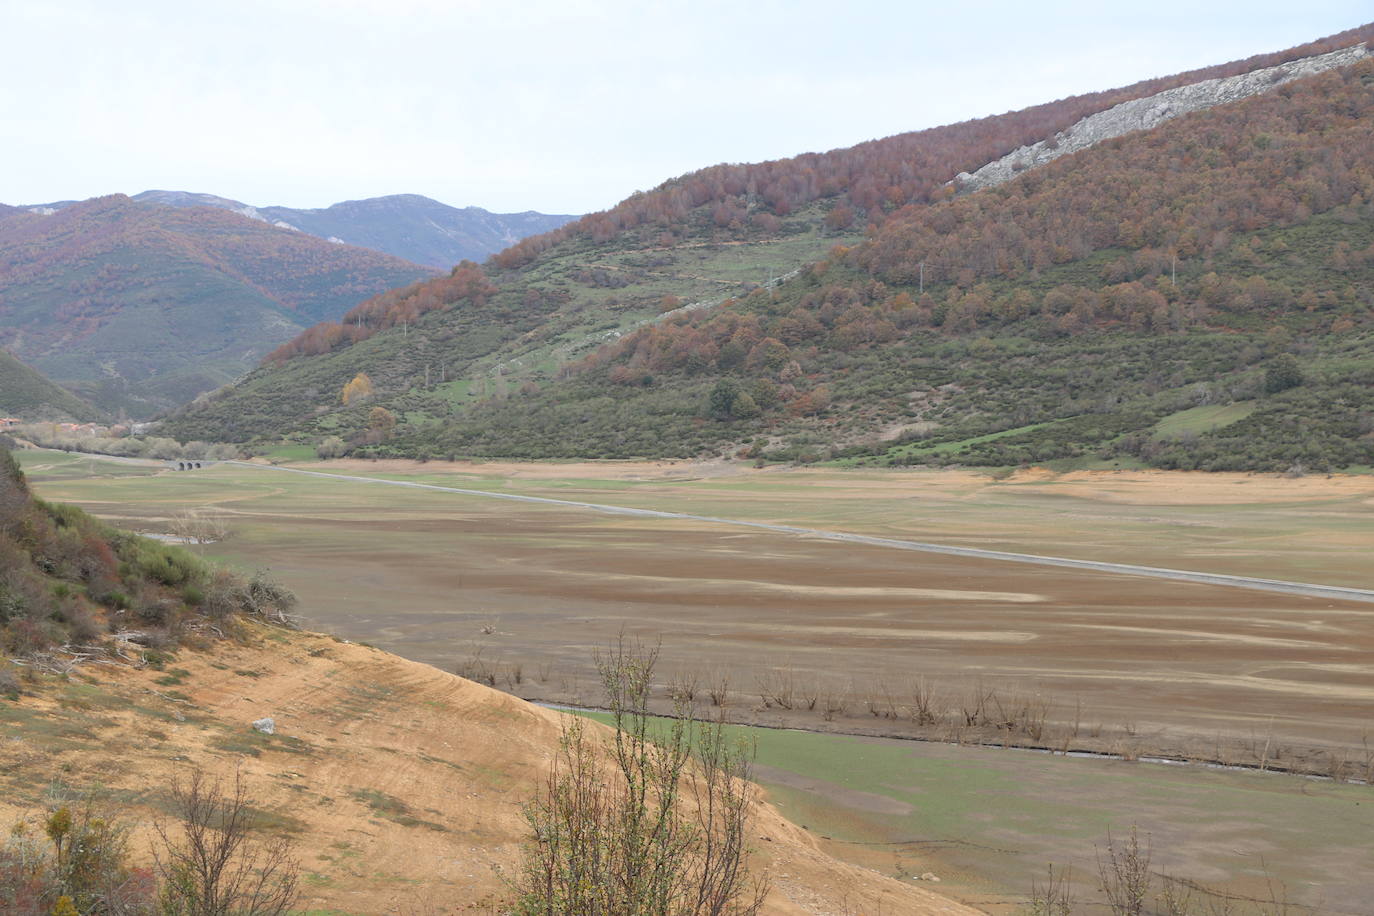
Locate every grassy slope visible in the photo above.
<box><xmin>161</xmin><ymin>203</ymin><xmax>860</xmax><ymax>444</ymax></box>
<box><xmin>0</xmin><ymin>348</ymin><xmax>97</xmax><ymax>420</ymax></box>
<box><xmin>172</xmin><ymin>25</ymin><xmax>1374</xmax><ymax>448</ymax></box>
<box><xmin>0</xmin><ymin>625</ymin><xmax>972</xmax><ymax>916</ymax></box>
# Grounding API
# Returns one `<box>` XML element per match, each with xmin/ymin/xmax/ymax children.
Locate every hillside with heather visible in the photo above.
<box><xmin>0</xmin><ymin>349</ymin><xmax>96</xmax><ymax>421</ymax></box>
<box><xmin>160</xmin><ymin>26</ymin><xmax>1374</xmax><ymax>472</ymax></box>
<box><xmin>0</xmin><ymin>196</ymin><xmax>436</xmax><ymax>416</ymax></box>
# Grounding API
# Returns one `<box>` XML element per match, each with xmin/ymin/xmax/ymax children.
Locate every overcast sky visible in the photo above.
<box><xmin>2</xmin><ymin>1</ymin><xmax>1370</xmax><ymax>214</ymax></box>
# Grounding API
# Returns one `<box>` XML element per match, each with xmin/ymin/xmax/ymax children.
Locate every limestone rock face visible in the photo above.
<box><xmin>956</xmin><ymin>44</ymin><xmax>1370</xmax><ymax>194</ymax></box>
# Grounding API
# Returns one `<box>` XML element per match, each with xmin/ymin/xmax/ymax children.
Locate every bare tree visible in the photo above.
<box><xmin>152</xmin><ymin>768</ymin><xmax>299</xmax><ymax>916</ymax></box>
<box><xmin>168</xmin><ymin>508</ymin><xmax>231</xmax><ymax>548</ymax></box>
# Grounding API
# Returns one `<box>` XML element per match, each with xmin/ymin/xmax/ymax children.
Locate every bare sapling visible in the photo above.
<box><xmin>512</xmin><ymin>635</ymin><xmax>768</xmax><ymax>914</ymax></box>
<box><xmin>708</xmin><ymin>668</ymin><xmax>732</xmax><ymax>709</ymax></box>
<box><xmin>1254</xmin><ymin>861</ymin><xmax>1298</xmax><ymax>916</ymax></box>
<box><xmin>1156</xmin><ymin>874</ymin><xmax>1195</xmax><ymax>916</ymax></box>
<box><xmin>1027</xmin><ymin>862</ymin><xmax>1074</xmax><ymax>916</ymax></box>
<box><xmin>756</xmin><ymin>666</ymin><xmax>795</xmax><ymax>710</ymax></box>
<box><xmin>668</xmin><ymin>669</ymin><xmax>700</xmax><ymax>704</ymax></box>
<box><xmin>169</xmin><ymin>507</ymin><xmax>231</xmax><ymax>548</ymax></box>
<box><xmin>960</xmin><ymin>681</ymin><xmax>994</xmax><ymax>727</ymax></box>
<box><xmin>820</xmin><ymin>682</ymin><xmax>847</xmax><ymax>722</ymax></box>
<box><xmin>1096</xmin><ymin>824</ymin><xmax>1152</xmax><ymax>916</ymax></box>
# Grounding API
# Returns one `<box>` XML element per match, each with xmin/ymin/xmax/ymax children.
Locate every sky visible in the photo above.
<box><xmin>2</xmin><ymin>1</ymin><xmax>1371</xmax><ymax>215</ymax></box>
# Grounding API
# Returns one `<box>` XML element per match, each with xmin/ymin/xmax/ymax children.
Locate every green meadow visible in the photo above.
<box><xmin>576</xmin><ymin>711</ymin><xmax>1373</xmax><ymax>913</ymax></box>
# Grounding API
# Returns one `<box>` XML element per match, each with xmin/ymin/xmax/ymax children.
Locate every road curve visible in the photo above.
<box><xmin>231</xmin><ymin>461</ymin><xmax>1374</xmax><ymax>605</ymax></box>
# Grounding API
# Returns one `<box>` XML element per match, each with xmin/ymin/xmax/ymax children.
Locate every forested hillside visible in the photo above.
<box><xmin>161</xmin><ymin>27</ymin><xmax>1374</xmax><ymax>472</ymax></box>
<box><xmin>0</xmin><ymin>196</ymin><xmax>435</xmax><ymax>416</ymax></box>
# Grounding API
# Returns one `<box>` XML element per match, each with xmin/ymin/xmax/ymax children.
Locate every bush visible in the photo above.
<box><xmin>1264</xmin><ymin>353</ymin><xmax>1304</xmax><ymax>393</ymax></box>
<box><xmin>0</xmin><ymin>665</ymin><xmax>20</xmax><ymax>700</ymax></box>
<box><xmin>1</xmin><ymin>775</ymin><xmax>294</xmax><ymax>916</ymax></box>
<box><xmin>0</xmin><ymin>794</ymin><xmax>156</xmax><ymax>915</ymax></box>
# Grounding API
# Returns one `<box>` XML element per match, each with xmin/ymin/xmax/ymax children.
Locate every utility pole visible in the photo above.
<box><xmin>1171</xmin><ymin>254</ymin><xmax>1177</xmax><ymax>287</ymax></box>
<box><xmin>919</xmin><ymin>261</ymin><xmax>925</xmax><ymax>294</ymax></box>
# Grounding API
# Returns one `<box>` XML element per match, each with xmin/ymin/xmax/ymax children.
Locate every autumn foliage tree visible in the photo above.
<box><xmin>367</xmin><ymin>406</ymin><xmax>397</xmax><ymax>437</ymax></box>
<box><xmin>340</xmin><ymin>372</ymin><xmax>374</xmax><ymax>406</ymax></box>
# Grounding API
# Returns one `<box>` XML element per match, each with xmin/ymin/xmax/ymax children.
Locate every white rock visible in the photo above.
<box><xmin>955</xmin><ymin>44</ymin><xmax>1370</xmax><ymax>195</ymax></box>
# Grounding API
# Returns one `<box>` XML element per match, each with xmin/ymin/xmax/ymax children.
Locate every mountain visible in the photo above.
<box><xmin>0</xmin><ymin>195</ymin><xmax>436</xmax><ymax>416</ymax></box>
<box><xmin>129</xmin><ymin>190</ymin><xmax>579</xmax><ymax>268</ymax></box>
<box><xmin>160</xmin><ymin>25</ymin><xmax>1374</xmax><ymax>473</ymax></box>
<box><xmin>0</xmin><ymin>347</ymin><xmax>97</xmax><ymax>421</ymax></box>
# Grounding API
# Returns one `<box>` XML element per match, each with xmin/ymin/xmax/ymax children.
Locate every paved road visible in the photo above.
<box><xmin>229</xmin><ymin>462</ymin><xmax>1374</xmax><ymax>605</ymax></box>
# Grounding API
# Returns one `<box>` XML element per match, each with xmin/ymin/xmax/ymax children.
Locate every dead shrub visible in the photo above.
<box><xmin>153</xmin><ymin>767</ymin><xmax>300</xmax><ymax>916</ymax></box>
<box><xmin>1027</xmin><ymin>862</ymin><xmax>1074</xmax><ymax>916</ymax></box>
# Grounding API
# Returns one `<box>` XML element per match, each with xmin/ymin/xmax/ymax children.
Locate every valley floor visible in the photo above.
<box><xmin>15</xmin><ymin>450</ymin><xmax>1374</xmax><ymax>911</ymax></box>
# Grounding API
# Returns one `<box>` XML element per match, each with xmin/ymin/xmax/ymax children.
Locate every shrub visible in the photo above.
<box><xmin>1263</xmin><ymin>353</ymin><xmax>1304</xmax><ymax>393</ymax></box>
<box><xmin>0</xmin><ymin>665</ymin><xmax>20</xmax><ymax>700</ymax></box>
<box><xmin>0</xmin><ymin>794</ymin><xmax>155</xmax><ymax>915</ymax></box>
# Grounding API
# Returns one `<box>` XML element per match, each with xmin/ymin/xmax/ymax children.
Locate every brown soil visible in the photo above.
<box><xmin>240</xmin><ymin>504</ymin><xmax>1374</xmax><ymax>760</ymax></box>
<box><xmin>0</xmin><ymin>626</ymin><xmax>976</xmax><ymax>915</ymax></box>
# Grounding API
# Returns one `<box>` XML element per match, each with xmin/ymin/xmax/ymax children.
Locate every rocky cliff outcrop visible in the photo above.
<box><xmin>955</xmin><ymin>43</ymin><xmax>1370</xmax><ymax>193</ymax></box>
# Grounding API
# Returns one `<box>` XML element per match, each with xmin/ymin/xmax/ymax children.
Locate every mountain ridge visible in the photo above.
<box><xmin>23</xmin><ymin>190</ymin><xmax>579</xmax><ymax>269</ymax></box>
